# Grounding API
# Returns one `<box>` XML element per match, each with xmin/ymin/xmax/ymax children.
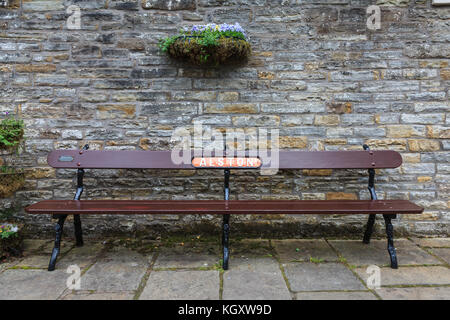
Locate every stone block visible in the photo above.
<box><xmin>329</xmin><ymin>239</ymin><xmax>442</xmax><ymax>267</ymax></box>
<box><xmin>355</xmin><ymin>266</ymin><xmax>450</xmax><ymax>286</ymax></box>
<box><xmin>284</xmin><ymin>262</ymin><xmax>365</xmax><ymax>291</ymax></box>
<box><xmin>223</xmin><ymin>258</ymin><xmax>291</xmax><ymax>300</ymax></box>
<box><xmin>140</xmin><ymin>270</ymin><xmax>219</xmax><ymax>300</ymax></box>
<box><xmin>273</xmin><ymin>239</ymin><xmax>338</xmax><ymax>262</ymax></box>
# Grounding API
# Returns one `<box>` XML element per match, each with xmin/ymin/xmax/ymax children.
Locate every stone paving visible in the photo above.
<box><xmin>0</xmin><ymin>237</ymin><xmax>449</xmax><ymax>300</ymax></box>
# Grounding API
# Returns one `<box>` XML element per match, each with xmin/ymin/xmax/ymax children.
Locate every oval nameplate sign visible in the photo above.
<box><xmin>58</xmin><ymin>156</ymin><xmax>74</xmax><ymax>162</ymax></box>
<box><xmin>192</xmin><ymin>157</ymin><xmax>261</xmax><ymax>169</ymax></box>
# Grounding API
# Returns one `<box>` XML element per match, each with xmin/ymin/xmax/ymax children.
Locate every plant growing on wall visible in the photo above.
<box><xmin>0</xmin><ymin>112</ymin><xmax>24</xmax><ymax>150</ymax></box>
<box><xmin>159</xmin><ymin>23</ymin><xmax>251</xmax><ymax>66</ymax></box>
<box><xmin>0</xmin><ymin>207</ymin><xmax>24</xmax><ymax>259</ymax></box>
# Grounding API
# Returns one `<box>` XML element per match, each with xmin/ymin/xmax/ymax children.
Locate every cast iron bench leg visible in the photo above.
<box><xmin>222</xmin><ymin>214</ymin><xmax>230</xmax><ymax>270</ymax></box>
<box><xmin>383</xmin><ymin>214</ymin><xmax>398</xmax><ymax>269</ymax></box>
<box><xmin>363</xmin><ymin>214</ymin><xmax>376</xmax><ymax>244</ymax></box>
<box><xmin>73</xmin><ymin>166</ymin><xmax>85</xmax><ymax>247</ymax></box>
<box><xmin>48</xmin><ymin>214</ymin><xmax>67</xmax><ymax>271</ymax></box>
<box><xmin>73</xmin><ymin>214</ymin><xmax>83</xmax><ymax>247</ymax></box>
<box><xmin>363</xmin><ymin>145</ymin><xmax>378</xmax><ymax>245</ymax></box>
<box><xmin>222</xmin><ymin>169</ymin><xmax>231</xmax><ymax>270</ymax></box>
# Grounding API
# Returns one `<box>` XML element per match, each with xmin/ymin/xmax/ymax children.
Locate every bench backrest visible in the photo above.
<box><xmin>47</xmin><ymin>150</ymin><xmax>402</xmax><ymax>170</ymax></box>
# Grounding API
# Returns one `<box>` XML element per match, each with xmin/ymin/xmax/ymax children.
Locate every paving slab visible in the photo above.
<box><xmin>0</xmin><ymin>269</ymin><xmax>68</xmax><ymax>300</ymax></box>
<box><xmin>410</xmin><ymin>238</ymin><xmax>450</xmax><ymax>248</ymax></box>
<box><xmin>430</xmin><ymin>248</ymin><xmax>450</xmax><ymax>264</ymax></box>
<box><xmin>0</xmin><ymin>260</ymin><xmax>15</xmax><ymax>273</ymax></box>
<box><xmin>355</xmin><ymin>266</ymin><xmax>450</xmax><ymax>286</ymax></box>
<box><xmin>376</xmin><ymin>287</ymin><xmax>450</xmax><ymax>300</ymax></box>
<box><xmin>230</xmin><ymin>239</ymin><xmax>273</xmax><ymax>258</ymax></box>
<box><xmin>15</xmin><ymin>255</ymin><xmax>50</xmax><ymax>269</ymax></box>
<box><xmin>15</xmin><ymin>243</ymin><xmax>103</xmax><ymax>270</ymax></box>
<box><xmin>223</xmin><ymin>257</ymin><xmax>291</xmax><ymax>300</ymax></box>
<box><xmin>140</xmin><ymin>270</ymin><xmax>219</xmax><ymax>300</ymax></box>
<box><xmin>40</xmin><ymin>240</ymin><xmax>74</xmax><ymax>255</ymax></box>
<box><xmin>22</xmin><ymin>239</ymin><xmax>51</xmax><ymax>255</ymax></box>
<box><xmin>62</xmin><ymin>291</ymin><xmax>134</xmax><ymax>300</ymax></box>
<box><xmin>328</xmin><ymin>239</ymin><xmax>441</xmax><ymax>267</ymax></box>
<box><xmin>80</xmin><ymin>247</ymin><xmax>149</xmax><ymax>291</ymax></box>
<box><xmin>57</xmin><ymin>242</ymin><xmax>104</xmax><ymax>269</ymax></box>
<box><xmin>284</xmin><ymin>262</ymin><xmax>366</xmax><ymax>292</ymax></box>
<box><xmin>154</xmin><ymin>242</ymin><xmax>220</xmax><ymax>269</ymax></box>
<box><xmin>295</xmin><ymin>291</ymin><xmax>378</xmax><ymax>300</ymax></box>
<box><xmin>272</xmin><ymin>239</ymin><xmax>338</xmax><ymax>262</ymax></box>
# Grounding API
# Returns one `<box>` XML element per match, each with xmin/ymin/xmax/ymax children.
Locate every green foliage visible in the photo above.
<box><xmin>0</xmin><ymin>113</ymin><xmax>24</xmax><ymax>150</ymax></box>
<box><xmin>0</xmin><ymin>165</ymin><xmax>20</xmax><ymax>174</ymax></box>
<box><xmin>0</xmin><ymin>223</ymin><xmax>19</xmax><ymax>240</ymax></box>
<box><xmin>214</xmin><ymin>259</ymin><xmax>225</xmax><ymax>271</ymax></box>
<box><xmin>159</xmin><ymin>35</ymin><xmax>179</xmax><ymax>53</ymax></box>
<box><xmin>0</xmin><ymin>221</ymin><xmax>23</xmax><ymax>259</ymax></box>
<box><xmin>0</xmin><ymin>230</ymin><xmax>18</xmax><ymax>240</ymax></box>
<box><xmin>309</xmin><ymin>257</ymin><xmax>324</xmax><ymax>264</ymax></box>
<box><xmin>159</xmin><ymin>23</ymin><xmax>251</xmax><ymax>66</ymax></box>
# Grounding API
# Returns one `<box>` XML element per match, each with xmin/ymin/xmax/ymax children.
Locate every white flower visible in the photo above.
<box><xmin>4</xmin><ymin>223</ymin><xmax>19</xmax><ymax>233</ymax></box>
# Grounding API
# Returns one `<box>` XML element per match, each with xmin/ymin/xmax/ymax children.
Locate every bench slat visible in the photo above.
<box><xmin>47</xmin><ymin>150</ymin><xmax>402</xmax><ymax>169</ymax></box>
<box><xmin>25</xmin><ymin>200</ymin><xmax>423</xmax><ymax>215</ymax></box>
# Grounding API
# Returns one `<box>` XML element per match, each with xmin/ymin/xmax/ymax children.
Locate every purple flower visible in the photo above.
<box><xmin>182</xmin><ymin>22</ymin><xmax>248</xmax><ymax>40</ymax></box>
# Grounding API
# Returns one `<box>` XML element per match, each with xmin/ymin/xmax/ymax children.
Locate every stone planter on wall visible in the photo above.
<box><xmin>160</xmin><ymin>23</ymin><xmax>251</xmax><ymax>66</ymax></box>
<box><xmin>165</xmin><ymin>36</ymin><xmax>251</xmax><ymax>65</ymax></box>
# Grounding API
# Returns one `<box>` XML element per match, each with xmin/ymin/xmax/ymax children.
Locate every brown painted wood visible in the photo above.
<box><xmin>47</xmin><ymin>150</ymin><xmax>402</xmax><ymax>169</ymax></box>
<box><xmin>47</xmin><ymin>150</ymin><xmax>192</xmax><ymax>169</ymax></box>
<box><xmin>276</xmin><ymin>150</ymin><xmax>402</xmax><ymax>169</ymax></box>
<box><xmin>25</xmin><ymin>200</ymin><xmax>423</xmax><ymax>215</ymax></box>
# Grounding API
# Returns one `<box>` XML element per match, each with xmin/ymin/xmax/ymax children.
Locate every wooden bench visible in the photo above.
<box><xmin>25</xmin><ymin>144</ymin><xmax>423</xmax><ymax>271</ymax></box>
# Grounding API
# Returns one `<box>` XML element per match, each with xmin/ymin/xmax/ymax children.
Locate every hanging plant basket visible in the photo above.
<box><xmin>0</xmin><ymin>223</ymin><xmax>24</xmax><ymax>259</ymax></box>
<box><xmin>0</xmin><ymin>114</ymin><xmax>24</xmax><ymax>150</ymax></box>
<box><xmin>0</xmin><ymin>167</ymin><xmax>25</xmax><ymax>198</ymax></box>
<box><xmin>160</xmin><ymin>23</ymin><xmax>251</xmax><ymax>66</ymax></box>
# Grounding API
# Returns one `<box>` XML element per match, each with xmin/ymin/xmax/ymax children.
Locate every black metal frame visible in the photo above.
<box><xmin>222</xmin><ymin>169</ymin><xmax>230</xmax><ymax>270</ymax></box>
<box><xmin>48</xmin><ymin>144</ymin><xmax>88</xmax><ymax>271</ymax></box>
<box><xmin>362</xmin><ymin>144</ymin><xmax>398</xmax><ymax>269</ymax></box>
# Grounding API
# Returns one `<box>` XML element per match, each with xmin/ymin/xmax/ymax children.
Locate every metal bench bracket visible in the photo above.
<box><xmin>362</xmin><ymin>144</ymin><xmax>398</xmax><ymax>269</ymax></box>
<box><xmin>222</xmin><ymin>169</ymin><xmax>230</xmax><ymax>270</ymax></box>
<box><xmin>48</xmin><ymin>144</ymin><xmax>88</xmax><ymax>271</ymax></box>
<box><xmin>363</xmin><ymin>145</ymin><xmax>377</xmax><ymax>244</ymax></box>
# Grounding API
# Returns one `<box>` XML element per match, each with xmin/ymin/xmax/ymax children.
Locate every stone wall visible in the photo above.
<box><xmin>0</xmin><ymin>0</ymin><xmax>448</xmax><ymax>238</ymax></box>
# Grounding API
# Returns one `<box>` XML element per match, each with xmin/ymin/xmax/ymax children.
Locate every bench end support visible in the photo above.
<box><xmin>363</xmin><ymin>214</ymin><xmax>376</xmax><ymax>244</ymax></box>
<box><xmin>222</xmin><ymin>215</ymin><xmax>230</xmax><ymax>270</ymax></box>
<box><xmin>73</xmin><ymin>164</ymin><xmax>86</xmax><ymax>247</ymax></box>
<box><xmin>74</xmin><ymin>214</ymin><xmax>83</xmax><ymax>247</ymax></box>
<box><xmin>222</xmin><ymin>169</ymin><xmax>230</xmax><ymax>270</ymax></box>
<box><xmin>362</xmin><ymin>144</ymin><xmax>377</xmax><ymax>245</ymax></box>
<box><xmin>48</xmin><ymin>215</ymin><xmax>67</xmax><ymax>271</ymax></box>
<box><xmin>384</xmin><ymin>214</ymin><xmax>398</xmax><ymax>269</ymax></box>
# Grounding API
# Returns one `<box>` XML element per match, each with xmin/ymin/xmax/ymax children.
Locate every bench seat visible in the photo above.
<box><xmin>26</xmin><ymin>199</ymin><xmax>423</xmax><ymax>215</ymax></box>
<box><xmin>30</xmin><ymin>146</ymin><xmax>424</xmax><ymax>271</ymax></box>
